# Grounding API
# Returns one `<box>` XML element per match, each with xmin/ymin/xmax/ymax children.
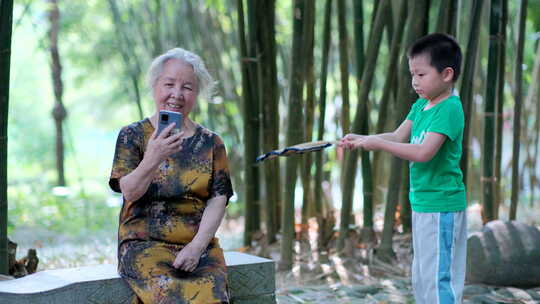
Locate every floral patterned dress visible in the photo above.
<box><xmin>109</xmin><ymin>118</ymin><xmax>233</xmax><ymax>304</ymax></box>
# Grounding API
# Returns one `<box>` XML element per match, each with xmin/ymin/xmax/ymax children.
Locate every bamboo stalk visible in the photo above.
<box><xmin>510</xmin><ymin>0</ymin><xmax>528</xmax><ymax>220</ymax></box>
<box><xmin>337</xmin><ymin>0</ymin><xmax>350</xmax><ymax>135</ymax></box>
<box><xmin>314</xmin><ymin>0</ymin><xmax>333</xmax><ymax>251</ymax></box>
<box><xmin>525</xmin><ymin>37</ymin><xmax>540</xmax><ymax>208</ymax></box>
<box><xmin>300</xmin><ymin>0</ymin><xmax>315</xmax><ymax>231</ymax></box>
<box><xmin>280</xmin><ymin>0</ymin><xmax>307</xmax><ymax>270</ymax></box>
<box><xmin>377</xmin><ymin>0</ymin><xmax>429</xmax><ymax>262</ymax></box>
<box><xmin>493</xmin><ymin>0</ymin><xmax>507</xmax><ymax>220</ymax></box>
<box><xmin>237</xmin><ymin>0</ymin><xmax>260</xmax><ymax>246</ymax></box>
<box><xmin>108</xmin><ymin>0</ymin><xmax>144</xmax><ymax>119</ymax></box>
<box><xmin>257</xmin><ymin>0</ymin><xmax>280</xmax><ymax>244</ymax></box>
<box><xmin>482</xmin><ymin>0</ymin><xmax>503</xmax><ymax>223</ymax></box>
<box><xmin>47</xmin><ymin>0</ymin><xmax>67</xmax><ymax>187</ymax></box>
<box><xmin>337</xmin><ymin>0</ymin><xmax>390</xmax><ymax>252</ymax></box>
<box><xmin>460</xmin><ymin>0</ymin><xmax>484</xmax><ymax>188</ymax></box>
<box><xmin>372</xmin><ymin>0</ymin><xmax>408</xmax><ymax>218</ymax></box>
<box><xmin>0</xmin><ymin>0</ymin><xmax>14</xmax><ymax>275</ymax></box>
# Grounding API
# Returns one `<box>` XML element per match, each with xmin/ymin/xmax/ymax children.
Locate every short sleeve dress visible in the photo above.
<box><xmin>109</xmin><ymin>118</ymin><xmax>233</xmax><ymax>304</ymax></box>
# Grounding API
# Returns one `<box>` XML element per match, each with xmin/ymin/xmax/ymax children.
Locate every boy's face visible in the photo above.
<box><xmin>408</xmin><ymin>54</ymin><xmax>454</xmax><ymax>103</ymax></box>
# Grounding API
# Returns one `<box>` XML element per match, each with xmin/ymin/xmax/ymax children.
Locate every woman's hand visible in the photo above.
<box><xmin>146</xmin><ymin>123</ymin><xmax>184</xmax><ymax>165</ymax></box>
<box><xmin>172</xmin><ymin>196</ymin><xmax>226</xmax><ymax>272</ymax></box>
<box><xmin>117</xmin><ymin>123</ymin><xmax>188</xmax><ymax>202</ymax></box>
<box><xmin>173</xmin><ymin>242</ymin><xmax>204</xmax><ymax>272</ymax></box>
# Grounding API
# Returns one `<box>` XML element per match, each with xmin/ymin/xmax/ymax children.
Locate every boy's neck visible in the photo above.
<box><xmin>427</xmin><ymin>86</ymin><xmax>453</xmax><ymax>106</ymax></box>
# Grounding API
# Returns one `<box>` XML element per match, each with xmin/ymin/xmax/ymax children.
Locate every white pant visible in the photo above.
<box><xmin>412</xmin><ymin>211</ymin><xmax>467</xmax><ymax>304</ymax></box>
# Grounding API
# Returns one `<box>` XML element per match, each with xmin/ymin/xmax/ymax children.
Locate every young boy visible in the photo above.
<box><xmin>340</xmin><ymin>33</ymin><xmax>466</xmax><ymax>304</ymax></box>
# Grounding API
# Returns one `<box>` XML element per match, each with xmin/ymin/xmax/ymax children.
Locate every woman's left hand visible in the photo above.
<box><xmin>173</xmin><ymin>242</ymin><xmax>204</xmax><ymax>272</ymax></box>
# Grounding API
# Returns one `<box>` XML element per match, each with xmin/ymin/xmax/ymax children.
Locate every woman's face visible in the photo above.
<box><xmin>153</xmin><ymin>58</ymin><xmax>199</xmax><ymax>117</ymax></box>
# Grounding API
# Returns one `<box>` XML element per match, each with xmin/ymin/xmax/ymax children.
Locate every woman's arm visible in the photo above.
<box><xmin>192</xmin><ymin>196</ymin><xmax>227</xmax><ymax>250</ymax></box>
<box><xmin>173</xmin><ymin>195</ymin><xmax>227</xmax><ymax>272</ymax></box>
<box><xmin>118</xmin><ymin>156</ymin><xmax>162</xmax><ymax>202</ymax></box>
<box><xmin>119</xmin><ymin>123</ymin><xmax>182</xmax><ymax>202</ymax></box>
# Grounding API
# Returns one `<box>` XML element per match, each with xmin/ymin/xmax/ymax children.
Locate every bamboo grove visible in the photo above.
<box><xmin>1</xmin><ymin>0</ymin><xmax>540</xmax><ymax>273</ymax></box>
<box><xmin>236</xmin><ymin>0</ymin><xmax>540</xmax><ymax>269</ymax></box>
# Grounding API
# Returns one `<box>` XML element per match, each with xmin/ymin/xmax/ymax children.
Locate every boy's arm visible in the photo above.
<box><xmin>362</xmin><ymin>132</ymin><xmax>446</xmax><ymax>162</ymax></box>
<box><xmin>341</xmin><ymin>120</ymin><xmax>412</xmax><ymax>144</ymax></box>
<box><xmin>380</xmin><ymin>120</ymin><xmax>412</xmax><ymax>142</ymax></box>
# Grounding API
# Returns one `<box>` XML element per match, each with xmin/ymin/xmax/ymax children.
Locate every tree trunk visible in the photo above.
<box><xmin>377</xmin><ymin>0</ymin><xmax>429</xmax><ymax>262</ymax></box>
<box><xmin>510</xmin><ymin>0</ymin><xmax>528</xmax><ymax>220</ymax></box>
<box><xmin>337</xmin><ymin>0</ymin><xmax>390</xmax><ymax>252</ymax></box>
<box><xmin>460</xmin><ymin>0</ymin><xmax>484</xmax><ymax>186</ymax></box>
<box><xmin>337</xmin><ymin>0</ymin><xmax>350</xmax><ymax>135</ymax></box>
<box><xmin>280</xmin><ymin>0</ymin><xmax>307</xmax><ymax>270</ymax></box>
<box><xmin>372</xmin><ymin>0</ymin><xmax>408</xmax><ymax>224</ymax></box>
<box><xmin>314</xmin><ymin>0</ymin><xmax>333</xmax><ymax>251</ymax></box>
<box><xmin>300</xmin><ymin>0</ymin><xmax>315</xmax><ymax>234</ymax></box>
<box><xmin>244</xmin><ymin>0</ymin><xmax>262</xmax><ymax>240</ymax></box>
<box><xmin>482</xmin><ymin>0</ymin><xmax>506</xmax><ymax>223</ymax></box>
<box><xmin>494</xmin><ymin>0</ymin><xmax>507</xmax><ymax>220</ymax></box>
<box><xmin>532</xmin><ymin>89</ymin><xmax>540</xmax><ymax>208</ymax></box>
<box><xmin>374</xmin><ymin>0</ymin><xmax>408</xmax><ymax>211</ymax></box>
<box><xmin>482</xmin><ymin>0</ymin><xmax>503</xmax><ymax>223</ymax></box>
<box><xmin>400</xmin><ymin>164</ymin><xmax>411</xmax><ymax>233</ymax></box>
<box><xmin>435</xmin><ymin>0</ymin><xmax>451</xmax><ymax>34</ymax></box>
<box><xmin>525</xmin><ymin>37</ymin><xmax>540</xmax><ymax>208</ymax></box>
<box><xmin>0</xmin><ymin>0</ymin><xmax>14</xmax><ymax>275</ymax></box>
<box><xmin>256</xmin><ymin>0</ymin><xmax>280</xmax><ymax>244</ymax></box>
<box><xmin>47</xmin><ymin>0</ymin><xmax>67</xmax><ymax>187</ymax></box>
<box><xmin>354</xmin><ymin>0</ymin><xmax>378</xmax><ymax>244</ymax></box>
<box><xmin>353</xmin><ymin>0</ymin><xmax>364</xmax><ymax>85</ymax></box>
<box><xmin>436</xmin><ymin>0</ymin><xmax>458</xmax><ymax>35</ymax></box>
<box><xmin>448</xmin><ymin>0</ymin><xmax>458</xmax><ymax>36</ymax></box>
<box><xmin>237</xmin><ymin>0</ymin><xmax>260</xmax><ymax>246</ymax></box>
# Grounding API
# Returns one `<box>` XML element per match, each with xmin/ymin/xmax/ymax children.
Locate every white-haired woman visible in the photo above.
<box><xmin>109</xmin><ymin>48</ymin><xmax>233</xmax><ymax>303</ymax></box>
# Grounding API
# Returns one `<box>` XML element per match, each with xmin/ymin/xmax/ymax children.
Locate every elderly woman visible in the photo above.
<box><xmin>109</xmin><ymin>48</ymin><xmax>233</xmax><ymax>304</ymax></box>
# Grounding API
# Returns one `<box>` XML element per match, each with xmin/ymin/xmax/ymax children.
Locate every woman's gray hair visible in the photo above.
<box><xmin>147</xmin><ymin>48</ymin><xmax>215</xmax><ymax>100</ymax></box>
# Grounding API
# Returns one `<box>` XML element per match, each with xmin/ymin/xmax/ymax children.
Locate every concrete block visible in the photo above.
<box><xmin>0</xmin><ymin>252</ymin><xmax>275</xmax><ymax>304</ymax></box>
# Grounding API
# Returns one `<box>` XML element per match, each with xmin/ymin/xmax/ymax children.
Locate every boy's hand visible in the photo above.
<box><xmin>339</xmin><ymin>133</ymin><xmax>365</xmax><ymax>150</ymax></box>
<box><xmin>339</xmin><ymin>134</ymin><xmax>384</xmax><ymax>151</ymax></box>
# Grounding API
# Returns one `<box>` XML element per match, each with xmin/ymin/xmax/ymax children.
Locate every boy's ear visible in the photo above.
<box><xmin>442</xmin><ymin>67</ymin><xmax>454</xmax><ymax>82</ymax></box>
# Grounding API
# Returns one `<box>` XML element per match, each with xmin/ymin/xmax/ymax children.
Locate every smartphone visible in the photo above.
<box><xmin>157</xmin><ymin>110</ymin><xmax>183</xmax><ymax>136</ymax></box>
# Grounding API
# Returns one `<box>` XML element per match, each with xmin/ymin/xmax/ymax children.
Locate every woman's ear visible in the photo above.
<box><xmin>442</xmin><ymin>67</ymin><xmax>454</xmax><ymax>82</ymax></box>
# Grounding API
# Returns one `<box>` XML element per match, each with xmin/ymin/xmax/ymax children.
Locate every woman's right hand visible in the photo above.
<box><xmin>118</xmin><ymin>123</ymin><xmax>184</xmax><ymax>202</ymax></box>
<box><xmin>145</xmin><ymin>123</ymin><xmax>184</xmax><ymax>165</ymax></box>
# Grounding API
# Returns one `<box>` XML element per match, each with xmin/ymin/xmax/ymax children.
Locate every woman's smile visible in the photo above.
<box><xmin>166</xmin><ymin>101</ymin><xmax>183</xmax><ymax>112</ymax></box>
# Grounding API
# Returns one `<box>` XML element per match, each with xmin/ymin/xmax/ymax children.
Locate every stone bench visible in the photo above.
<box><xmin>0</xmin><ymin>251</ymin><xmax>275</xmax><ymax>304</ymax></box>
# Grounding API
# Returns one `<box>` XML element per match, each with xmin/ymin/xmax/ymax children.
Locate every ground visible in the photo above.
<box><xmin>8</xmin><ymin>202</ymin><xmax>540</xmax><ymax>303</ymax></box>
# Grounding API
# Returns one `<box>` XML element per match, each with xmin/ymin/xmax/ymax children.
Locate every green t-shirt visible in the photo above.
<box><xmin>405</xmin><ymin>95</ymin><xmax>467</xmax><ymax>212</ymax></box>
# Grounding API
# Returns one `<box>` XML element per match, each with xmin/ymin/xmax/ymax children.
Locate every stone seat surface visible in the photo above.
<box><xmin>0</xmin><ymin>251</ymin><xmax>276</xmax><ymax>304</ymax></box>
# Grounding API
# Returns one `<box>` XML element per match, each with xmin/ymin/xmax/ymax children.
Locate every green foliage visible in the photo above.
<box><xmin>8</xmin><ymin>178</ymin><xmax>119</xmax><ymax>236</ymax></box>
<box><xmin>6</xmin><ymin>0</ymin><xmax>540</xmax><ymax>249</ymax></box>
<box><xmin>529</xmin><ymin>0</ymin><xmax>540</xmax><ymax>31</ymax></box>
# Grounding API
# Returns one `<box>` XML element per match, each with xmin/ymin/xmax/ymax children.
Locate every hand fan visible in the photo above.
<box><xmin>255</xmin><ymin>140</ymin><xmax>337</xmax><ymax>163</ymax></box>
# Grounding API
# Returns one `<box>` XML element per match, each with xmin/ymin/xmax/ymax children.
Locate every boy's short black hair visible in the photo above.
<box><xmin>408</xmin><ymin>33</ymin><xmax>462</xmax><ymax>82</ymax></box>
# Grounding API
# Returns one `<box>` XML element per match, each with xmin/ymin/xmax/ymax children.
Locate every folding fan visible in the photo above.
<box><xmin>255</xmin><ymin>140</ymin><xmax>337</xmax><ymax>163</ymax></box>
